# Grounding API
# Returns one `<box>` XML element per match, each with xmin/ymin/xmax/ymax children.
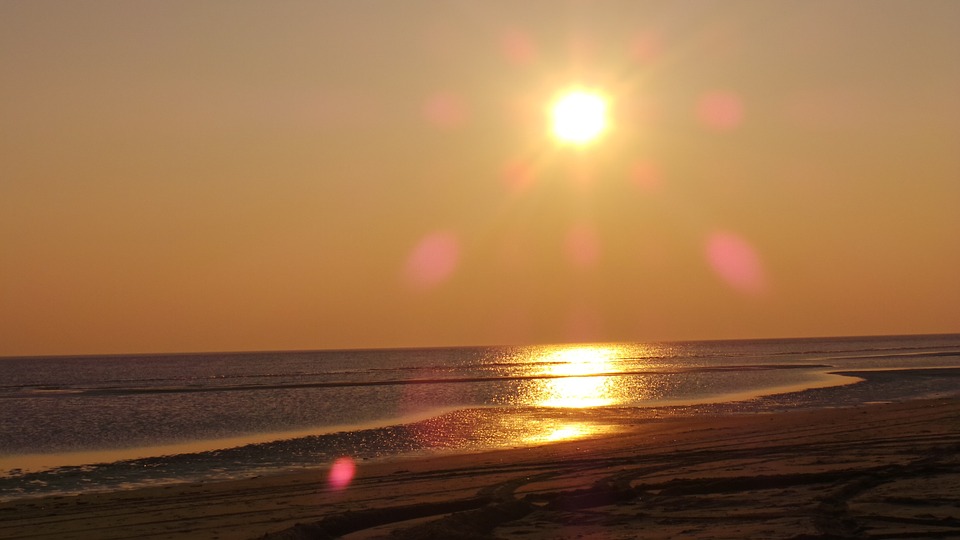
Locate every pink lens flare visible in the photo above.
<box><xmin>328</xmin><ymin>457</ymin><xmax>356</xmax><ymax>491</ymax></box>
<box><xmin>500</xmin><ymin>28</ymin><xmax>537</xmax><ymax>66</ymax></box>
<box><xmin>630</xmin><ymin>31</ymin><xmax>662</xmax><ymax>63</ymax></box>
<box><xmin>423</xmin><ymin>92</ymin><xmax>468</xmax><ymax>130</ymax></box>
<box><xmin>630</xmin><ymin>160</ymin><xmax>662</xmax><ymax>193</ymax></box>
<box><xmin>705</xmin><ymin>231</ymin><xmax>768</xmax><ymax>295</ymax></box>
<box><xmin>404</xmin><ymin>231</ymin><xmax>460</xmax><ymax>289</ymax></box>
<box><xmin>565</xmin><ymin>224</ymin><xmax>601</xmax><ymax>269</ymax></box>
<box><xmin>697</xmin><ymin>92</ymin><xmax>743</xmax><ymax>132</ymax></box>
<box><xmin>503</xmin><ymin>160</ymin><xmax>536</xmax><ymax>193</ymax></box>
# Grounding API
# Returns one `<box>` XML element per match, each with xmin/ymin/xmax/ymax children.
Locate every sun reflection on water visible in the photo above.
<box><xmin>535</xmin><ymin>346</ymin><xmax>627</xmax><ymax>408</ymax></box>
<box><xmin>540</xmin><ymin>424</ymin><xmax>588</xmax><ymax>442</ymax></box>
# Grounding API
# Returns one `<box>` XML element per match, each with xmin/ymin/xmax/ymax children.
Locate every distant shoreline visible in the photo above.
<box><xmin>4</xmin><ymin>331</ymin><xmax>958</xmax><ymax>361</ymax></box>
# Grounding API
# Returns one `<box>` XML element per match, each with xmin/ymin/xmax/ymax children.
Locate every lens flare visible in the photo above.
<box><xmin>631</xmin><ymin>30</ymin><xmax>662</xmax><ymax>63</ymax></box>
<box><xmin>503</xmin><ymin>159</ymin><xmax>536</xmax><ymax>193</ymax></box>
<box><xmin>328</xmin><ymin>456</ymin><xmax>356</xmax><ymax>491</ymax></box>
<box><xmin>500</xmin><ymin>28</ymin><xmax>537</xmax><ymax>66</ymax></box>
<box><xmin>697</xmin><ymin>91</ymin><xmax>743</xmax><ymax>131</ymax></box>
<box><xmin>630</xmin><ymin>160</ymin><xmax>663</xmax><ymax>193</ymax></box>
<box><xmin>404</xmin><ymin>231</ymin><xmax>460</xmax><ymax>289</ymax></box>
<box><xmin>706</xmin><ymin>231</ymin><xmax>768</xmax><ymax>295</ymax></box>
<box><xmin>423</xmin><ymin>92</ymin><xmax>468</xmax><ymax>130</ymax></box>
<box><xmin>564</xmin><ymin>223</ymin><xmax>601</xmax><ymax>269</ymax></box>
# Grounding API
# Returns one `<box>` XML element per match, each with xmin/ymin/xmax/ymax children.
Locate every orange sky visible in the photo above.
<box><xmin>2</xmin><ymin>1</ymin><xmax>958</xmax><ymax>356</ymax></box>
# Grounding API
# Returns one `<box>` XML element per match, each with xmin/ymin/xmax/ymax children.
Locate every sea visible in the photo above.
<box><xmin>2</xmin><ymin>334</ymin><xmax>959</xmax><ymax>501</ymax></box>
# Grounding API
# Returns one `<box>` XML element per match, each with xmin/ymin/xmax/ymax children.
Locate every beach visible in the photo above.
<box><xmin>2</xmin><ymin>397</ymin><xmax>958</xmax><ymax>539</ymax></box>
<box><xmin>4</xmin><ymin>1</ymin><xmax>960</xmax><ymax>537</ymax></box>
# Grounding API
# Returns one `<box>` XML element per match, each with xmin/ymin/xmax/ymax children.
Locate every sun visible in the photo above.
<box><xmin>551</xmin><ymin>90</ymin><xmax>608</xmax><ymax>145</ymax></box>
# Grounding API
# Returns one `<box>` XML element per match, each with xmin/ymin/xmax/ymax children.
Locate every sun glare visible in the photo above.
<box><xmin>539</xmin><ymin>346</ymin><xmax>619</xmax><ymax>408</ymax></box>
<box><xmin>551</xmin><ymin>90</ymin><xmax>608</xmax><ymax>145</ymax></box>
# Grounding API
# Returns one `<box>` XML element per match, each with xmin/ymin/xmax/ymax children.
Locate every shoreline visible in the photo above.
<box><xmin>1</xmin><ymin>397</ymin><xmax>958</xmax><ymax>539</ymax></box>
<box><xmin>0</xmin><ymin>368</ymin><xmax>856</xmax><ymax>480</ymax></box>
<box><xmin>2</xmin><ymin>366</ymin><xmax>959</xmax><ymax>503</ymax></box>
<box><xmin>0</xmin><ymin>406</ymin><xmax>470</xmax><ymax>478</ymax></box>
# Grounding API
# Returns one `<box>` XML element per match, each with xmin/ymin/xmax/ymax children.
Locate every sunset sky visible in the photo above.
<box><xmin>2</xmin><ymin>1</ymin><xmax>958</xmax><ymax>356</ymax></box>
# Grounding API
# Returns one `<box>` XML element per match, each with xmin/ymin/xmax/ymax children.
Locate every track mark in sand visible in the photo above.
<box><xmin>258</xmin><ymin>497</ymin><xmax>495</xmax><ymax>539</ymax></box>
<box><xmin>267</xmin><ymin>447</ymin><xmax>958</xmax><ymax>538</ymax></box>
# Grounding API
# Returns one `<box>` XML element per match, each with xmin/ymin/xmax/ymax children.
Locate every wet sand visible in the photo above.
<box><xmin>2</xmin><ymin>398</ymin><xmax>959</xmax><ymax>539</ymax></box>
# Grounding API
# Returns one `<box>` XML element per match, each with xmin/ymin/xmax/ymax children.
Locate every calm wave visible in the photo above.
<box><xmin>1</xmin><ymin>334</ymin><xmax>959</xmax><ymax>500</ymax></box>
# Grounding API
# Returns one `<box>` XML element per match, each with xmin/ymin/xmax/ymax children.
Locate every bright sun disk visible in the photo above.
<box><xmin>551</xmin><ymin>91</ymin><xmax>608</xmax><ymax>144</ymax></box>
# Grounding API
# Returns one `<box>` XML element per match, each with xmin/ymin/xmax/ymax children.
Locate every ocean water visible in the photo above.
<box><xmin>1</xmin><ymin>334</ymin><xmax>959</xmax><ymax>500</ymax></box>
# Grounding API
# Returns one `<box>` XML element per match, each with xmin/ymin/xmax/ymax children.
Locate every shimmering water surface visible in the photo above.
<box><xmin>2</xmin><ymin>335</ymin><xmax>959</xmax><ymax>500</ymax></box>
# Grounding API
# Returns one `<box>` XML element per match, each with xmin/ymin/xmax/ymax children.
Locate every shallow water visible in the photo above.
<box><xmin>1</xmin><ymin>335</ymin><xmax>959</xmax><ymax>500</ymax></box>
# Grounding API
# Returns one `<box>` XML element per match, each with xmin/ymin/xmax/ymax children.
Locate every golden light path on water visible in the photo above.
<box><xmin>516</xmin><ymin>344</ymin><xmax>635</xmax><ymax>443</ymax></box>
<box><xmin>537</xmin><ymin>346</ymin><xmax>622</xmax><ymax>408</ymax></box>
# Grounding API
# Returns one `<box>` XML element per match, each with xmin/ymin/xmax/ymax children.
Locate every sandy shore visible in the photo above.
<box><xmin>2</xmin><ymin>398</ymin><xmax>959</xmax><ymax>539</ymax></box>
